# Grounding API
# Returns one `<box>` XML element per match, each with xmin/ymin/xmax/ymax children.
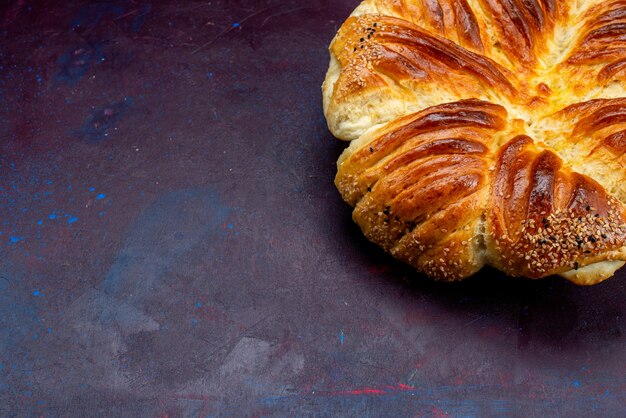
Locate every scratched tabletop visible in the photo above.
<box><xmin>1</xmin><ymin>0</ymin><xmax>625</xmax><ymax>416</ymax></box>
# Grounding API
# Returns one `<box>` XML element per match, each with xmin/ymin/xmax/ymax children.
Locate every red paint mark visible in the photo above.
<box><xmin>342</xmin><ymin>388</ymin><xmax>386</xmax><ymax>395</ymax></box>
<box><xmin>431</xmin><ymin>406</ymin><xmax>449</xmax><ymax>417</ymax></box>
<box><xmin>311</xmin><ymin>383</ymin><xmax>415</xmax><ymax>397</ymax></box>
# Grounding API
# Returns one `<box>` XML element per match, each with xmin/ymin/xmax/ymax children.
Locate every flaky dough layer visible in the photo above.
<box><xmin>323</xmin><ymin>0</ymin><xmax>626</xmax><ymax>285</ymax></box>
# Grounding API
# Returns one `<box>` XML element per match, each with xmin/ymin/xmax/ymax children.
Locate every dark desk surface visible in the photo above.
<box><xmin>1</xmin><ymin>1</ymin><xmax>625</xmax><ymax>416</ymax></box>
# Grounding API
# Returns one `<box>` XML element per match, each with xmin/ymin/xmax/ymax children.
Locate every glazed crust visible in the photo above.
<box><xmin>324</xmin><ymin>0</ymin><xmax>626</xmax><ymax>284</ymax></box>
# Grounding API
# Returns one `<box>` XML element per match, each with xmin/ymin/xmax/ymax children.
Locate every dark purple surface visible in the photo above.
<box><xmin>1</xmin><ymin>1</ymin><xmax>625</xmax><ymax>416</ymax></box>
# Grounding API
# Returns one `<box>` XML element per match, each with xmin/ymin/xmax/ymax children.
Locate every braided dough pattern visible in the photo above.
<box><xmin>323</xmin><ymin>0</ymin><xmax>626</xmax><ymax>284</ymax></box>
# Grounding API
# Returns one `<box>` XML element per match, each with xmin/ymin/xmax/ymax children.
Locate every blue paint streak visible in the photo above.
<box><xmin>96</xmin><ymin>193</ymin><xmax>106</xmax><ymax>200</ymax></box>
<box><xmin>67</xmin><ymin>217</ymin><xmax>78</xmax><ymax>224</ymax></box>
<box><xmin>233</xmin><ymin>22</ymin><xmax>240</xmax><ymax>28</ymax></box>
<box><xmin>339</xmin><ymin>331</ymin><xmax>345</xmax><ymax>345</ymax></box>
<box><xmin>33</xmin><ymin>290</ymin><xmax>40</xmax><ymax>296</ymax></box>
<box><xmin>573</xmin><ymin>380</ymin><xmax>581</xmax><ymax>388</ymax></box>
<box><xmin>100</xmin><ymin>188</ymin><xmax>229</xmax><ymax>303</ymax></box>
<box><xmin>9</xmin><ymin>236</ymin><xmax>23</xmax><ymax>244</ymax></box>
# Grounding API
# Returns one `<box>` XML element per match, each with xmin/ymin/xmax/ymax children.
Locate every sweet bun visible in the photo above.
<box><xmin>323</xmin><ymin>0</ymin><xmax>626</xmax><ymax>284</ymax></box>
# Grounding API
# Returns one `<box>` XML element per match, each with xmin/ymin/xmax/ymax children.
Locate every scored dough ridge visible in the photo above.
<box><xmin>323</xmin><ymin>0</ymin><xmax>626</xmax><ymax>284</ymax></box>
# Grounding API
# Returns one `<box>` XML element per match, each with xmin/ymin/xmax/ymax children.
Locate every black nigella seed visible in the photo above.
<box><xmin>586</xmin><ymin>205</ymin><xmax>591</xmax><ymax>211</ymax></box>
<box><xmin>589</xmin><ymin>236</ymin><xmax>596</xmax><ymax>243</ymax></box>
<box><xmin>353</xmin><ymin>47</ymin><xmax>357</xmax><ymax>52</ymax></box>
<box><xmin>373</xmin><ymin>22</ymin><xmax>377</xmax><ymax>27</ymax></box>
<box><xmin>574</xmin><ymin>262</ymin><xmax>579</xmax><ymax>270</ymax></box>
<box><xmin>360</xmin><ymin>37</ymin><xmax>364</xmax><ymax>42</ymax></box>
<box><xmin>369</xmin><ymin>147</ymin><xmax>373</xmax><ymax>153</ymax></box>
<box><xmin>601</xmin><ymin>234</ymin><xmax>607</xmax><ymax>239</ymax></box>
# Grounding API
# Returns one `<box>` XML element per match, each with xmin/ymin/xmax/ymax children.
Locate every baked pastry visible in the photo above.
<box><xmin>323</xmin><ymin>0</ymin><xmax>626</xmax><ymax>284</ymax></box>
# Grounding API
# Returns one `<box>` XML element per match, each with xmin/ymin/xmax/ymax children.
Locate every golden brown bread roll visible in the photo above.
<box><xmin>323</xmin><ymin>0</ymin><xmax>626</xmax><ymax>284</ymax></box>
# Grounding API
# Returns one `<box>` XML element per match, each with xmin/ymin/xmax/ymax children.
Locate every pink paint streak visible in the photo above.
<box><xmin>431</xmin><ymin>406</ymin><xmax>449</xmax><ymax>417</ymax></box>
<box><xmin>312</xmin><ymin>383</ymin><xmax>415</xmax><ymax>397</ymax></box>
